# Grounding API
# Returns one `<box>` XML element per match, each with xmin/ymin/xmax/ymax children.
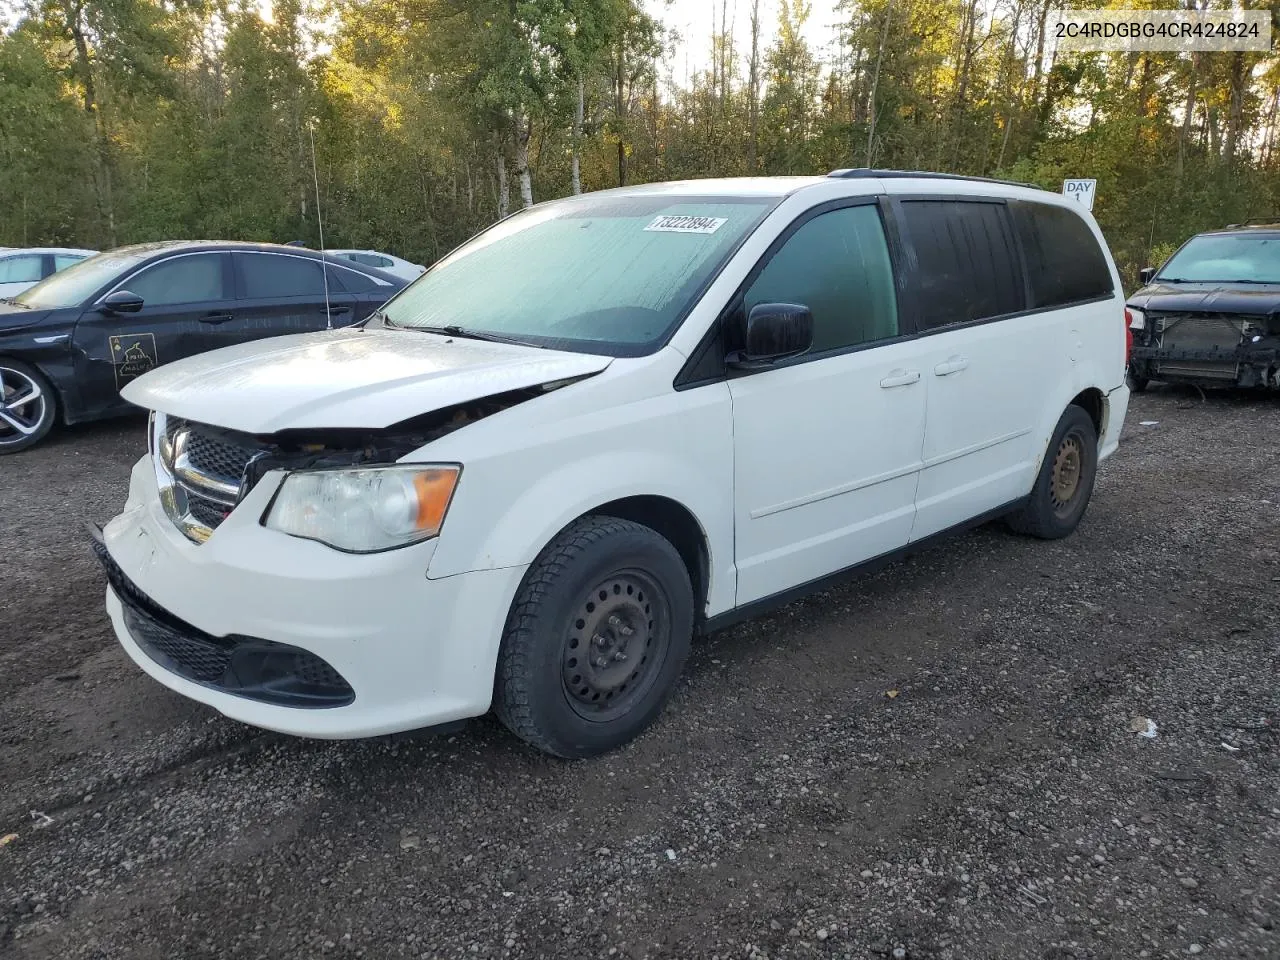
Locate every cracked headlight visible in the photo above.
<box><xmin>263</xmin><ymin>464</ymin><xmax>460</xmax><ymax>553</ymax></box>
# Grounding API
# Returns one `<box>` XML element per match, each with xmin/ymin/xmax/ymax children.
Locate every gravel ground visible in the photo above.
<box><xmin>1</xmin><ymin>389</ymin><xmax>1278</xmax><ymax>960</ymax></box>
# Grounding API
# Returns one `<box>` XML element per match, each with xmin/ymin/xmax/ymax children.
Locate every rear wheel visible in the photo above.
<box><xmin>494</xmin><ymin>516</ymin><xmax>694</xmax><ymax>758</ymax></box>
<box><xmin>0</xmin><ymin>360</ymin><xmax>56</xmax><ymax>454</ymax></box>
<box><xmin>1008</xmin><ymin>405</ymin><xmax>1098</xmax><ymax>540</ymax></box>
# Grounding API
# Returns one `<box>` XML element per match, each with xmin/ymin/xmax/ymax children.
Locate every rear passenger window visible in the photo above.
<box><xmin>239</xmin><ymin>253</ymin><xmax>325</xmax><ymax>298</ymax></box>
<box><xmin>900</xmin><ymin>200</ymin><xmax>1024</xmax><ymax>328</ymax></box>
<box><xmin>743</xmin><ymin>204</ymin><xmax>898</xmax><ymax>353</ymax></box>
<box><xmin>1011</xmin><ymin>201</ymin><xmax>1114</xmax><ymax>307</ymax></box>
<box><xmin>333</xmin><ymin>267</ymin><xmax>377</xmax><ymax>293</ymax></box>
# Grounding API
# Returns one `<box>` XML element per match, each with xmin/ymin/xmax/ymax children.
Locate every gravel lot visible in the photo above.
<box><xmin>2</xmin><ymin>389</ymin><xmax>1279</xmax><ymax>960</ymax></box>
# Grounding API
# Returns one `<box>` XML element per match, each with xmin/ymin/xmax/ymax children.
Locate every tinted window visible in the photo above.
<box><xmin>126</xmin><ymin>254</ymin><xmax>226</xmax><ymax>306</ymax></box>
<box><xmin>0</xmin><ymin>255</ymin><xmax>43</xmax><ymax>283</ymax></box>
<box><xmin>901</xmin><ymin>200</ymin><xmax>1023</xmax><ymax>328</ymax></box>
<box><xmin>743</xmin><ymin>204</ymin><xmax>898</xmax><ymax>353</ymax></box>
<box><xmin>54</xmin><ymin>254</ymin><xmax>87</xmax><ymax>270</ymax></box>
<box><xmin>1011</xmin><ymin>201</ymin><xmax>1113</xmax><ymax>306</ymax></box>
<box><xmin>333</xmin><ymin>267</ymin><xmax>378</xmax><ymax>293</ymax></box>
<box><xmin>341</xmin><ymin>252</ymin><xmax>392</xmax><ymax>268</ymax></box>
<box><xmin>239</xmin><ymin>253</ymin><xmax>327</xmax><ymax>298</ymax></box>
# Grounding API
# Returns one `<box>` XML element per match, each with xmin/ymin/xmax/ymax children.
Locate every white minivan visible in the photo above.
<box><xmin>95</xmin><ymin>171</ymin><xmax>1131</xmax><ymax>757</ymax></box>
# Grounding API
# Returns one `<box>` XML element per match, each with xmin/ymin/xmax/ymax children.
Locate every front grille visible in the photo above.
<box><xmin>1153</xmin><ymin>313</ymin><xmax>1248</xmax><ymax>381</ymax></box>
<box><xmin>89</xmin><ymin>524</ymin><xmax>355</xmax><ymax>709</ymax></box>
<box><xmin>162</xmin><ymin>418</ymin><xmax>263</xmax><ymax>537</ymax></box>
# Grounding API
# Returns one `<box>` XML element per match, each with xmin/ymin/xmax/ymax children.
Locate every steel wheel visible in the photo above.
<box><xmin>1049</xmin><ymin>432</ymin><xmax>1083</xmax><ymax>515</ymax></box>
<box><xmin>562</xmin><ymin>569</ymin><xmax>670</xmax><ymax>723</ymax></box>
<box><xmin>0</xmin><ymin>364</ymin><xmax>51</xmax><ymax>447</ymax></box>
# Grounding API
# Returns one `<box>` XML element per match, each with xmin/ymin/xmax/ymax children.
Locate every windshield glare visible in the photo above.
<box><xmin>380</xmin><ymin>194</ymin><xmax>775</xmax><ymax>354</ymax></box>
<box><xmin>15</xmin><ymin>250</ymin><xmax>148</xmax><ymax>309</ymax></box>
<box><xmin>1158</xmin><ymin>233</ymin><xmax>1280</xmax><ymax>283</ymax></box>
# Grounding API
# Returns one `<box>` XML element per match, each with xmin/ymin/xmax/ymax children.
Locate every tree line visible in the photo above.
<box><xmin>2</xmin><ymin>0</ymin><xmax>1279</xmax><ymax>284</ymax></box>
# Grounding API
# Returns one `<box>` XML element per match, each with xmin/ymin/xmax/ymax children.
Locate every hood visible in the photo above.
<box><xmin>121</xmin><ymin>328</ymin><xmax>613</xmax><ymax>434</ymax></box>
<box><xmin>0</xmin><ymin>300</ymin><xmax>55</xmax><ymax>334</ymax></box>
<box><xmin>1128</xmin><ymin>281</ymin><xmax>1280</xmax><ymax>316</ymax></box>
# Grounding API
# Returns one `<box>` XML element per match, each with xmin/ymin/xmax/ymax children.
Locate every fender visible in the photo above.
<box><xmin>420</xmin><ymin>378</ymin><xmax>737</xmax><ymax>617</ymax></box>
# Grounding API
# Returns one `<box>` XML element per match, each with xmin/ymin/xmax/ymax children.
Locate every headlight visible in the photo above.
<box><xmin>1126</xmin><ymin>307</ymin><xmax>1145</xmax><ymax>330</ymax></box>
<box><xmin>263</xmin><ymin>464</ymin><xmax>460</xmax><ymax>553</ymax></box>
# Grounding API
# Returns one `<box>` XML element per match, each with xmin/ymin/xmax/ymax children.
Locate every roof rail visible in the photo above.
<box><xmin>1223</xmin><ymin>217</ymin><xmax>1280</xmax><ymax>228</ymax></box>
<box><xmin>827</xmin><ymin>168</ymin><xmax>1046</xmax><ymax>192</ymax></box>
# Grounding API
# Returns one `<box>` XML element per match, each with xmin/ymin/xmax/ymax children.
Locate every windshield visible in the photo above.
<box><xmin>15</xmin><ymin>249</ymin><xmax>149</xmax><ymax>308</ymax></box>
<box><xmin>1157</xmin><ymin>233</ymin><xmax>1280</xmax><ymax>283</ymax></box>
<box><xmin>379</xmin><ymin>193</ymin><xmax>776</xmax><ymax>355</ymax></box>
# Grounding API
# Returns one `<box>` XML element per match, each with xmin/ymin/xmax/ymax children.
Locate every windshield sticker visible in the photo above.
<box><xmin>109</xmin><ymin>332</ymin><xmax>159</xmax><ymax>390</ymax></box>
<box><xmin>644</xmin><ymin>215</ymin><xmax>728</xmax><ymax>235</ymax></box>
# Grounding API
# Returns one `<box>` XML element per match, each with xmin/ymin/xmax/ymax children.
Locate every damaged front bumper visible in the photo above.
<box><xmin>97</xmin><ymin>454</ymin><xmax>529</xmax><ymax>738</ymax></box>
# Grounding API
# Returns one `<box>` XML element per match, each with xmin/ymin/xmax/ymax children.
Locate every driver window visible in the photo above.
<box><xmin>126</xmin><ymin>254</ymin><xmax>226</xmax><ymax>306</ymax></box>
<box><xmin>743</xmin><ymin>204</ymin><xmax>899</xmax><ymax>353</ymax></box>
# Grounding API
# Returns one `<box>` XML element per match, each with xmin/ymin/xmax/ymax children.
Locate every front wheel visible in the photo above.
<box><xmin>1007</xmin><ymin>405</ymin><xmax>1099</xmax><ymax>540</ymax></box>
<box><xmin>494</xmin><ymin>516</ymin><xmax>694</xmax><ymax>758</ymax></box>
<box><xmin>0</xmin><ymin>359</ymin><xmax>57</xmax><ymax>454</ymax></box>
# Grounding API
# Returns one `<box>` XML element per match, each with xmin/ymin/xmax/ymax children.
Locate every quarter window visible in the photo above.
<box><xmin>125</xmin><ymin>254</ymin><xmax>227</xmax><ymax>306</ymax></box>
<box><xmin>1011</xmin><ymin>201</ymin><xmax>1114</xmax><ymax>307</ymax></box>
<box><xmin>900</xmin><ymin>200</ymin><xmax>1024</xmax><ymax>328</ymax></box>
<box><xmin>239</xmin><ymin>254</ymin><xmax>327</xmax><ymax>298</ymax></box>
<box><xmin>742</xmin><ymin>204</ymin><xmax>899</xmax><ymax>353</ymax></box>
<box><xmin>0</xmin><ymin>255</ymin><xmax>44</xmax><ymax>284</ymax></box>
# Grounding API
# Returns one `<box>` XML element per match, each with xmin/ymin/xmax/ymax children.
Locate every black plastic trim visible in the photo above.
<box><xmin>828</xmin><ymin>168</ymin><xmax>1046</xmax><ymax>191</ymax></box>
<box><xmin>699</xmin><ymin>497</ymin><xmax>1028</xmax><ymax>635</ymax></box>
<box><xmin>88</xmin><ymin>524</ymin><xmax>355</xmax><ymax>708</ymax></box>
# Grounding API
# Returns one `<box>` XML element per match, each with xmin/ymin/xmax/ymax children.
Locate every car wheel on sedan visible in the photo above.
<box><xmin>0</xmin><ymin>359</ymin><xmax>56</xmax><ymax>453</ymax></box>
<box><xmin>1007</xmin><ymin>404</ymin><xmax>1098</xmax><ymax>540</ymax></box>
<box><xmin>494</xmin><ymin>515</ymin><xmax>694</xmax><ymax>758</ymax></box>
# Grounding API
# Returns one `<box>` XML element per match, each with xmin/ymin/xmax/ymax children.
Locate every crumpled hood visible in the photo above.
<box><xmin>121</xmin><ymin>328</ymin><xmax>612</xmax><ymax>434</ymax></box>
<box><xmin>1128</xmin><ymin>281</ymin><xmax>1280</xmax><ymax>316</ymax></box>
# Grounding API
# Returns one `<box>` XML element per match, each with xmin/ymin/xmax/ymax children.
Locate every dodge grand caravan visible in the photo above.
<box><xmin>94</xmin><ymin>170</ymin><xmax>1131</xmax><ymax>758</ymax></box>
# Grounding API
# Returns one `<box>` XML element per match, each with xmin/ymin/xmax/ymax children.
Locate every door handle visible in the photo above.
<box><xmin>879</xmin><ymin>369</ymin><xmax>921</xmax><ymax>389</ymax></box>
<box><xmin>200</xmin><ymin>313</ymin><xmax>234</xmax><ymax>325</ymax></box>
<box><xmin>327</xmin><ymin>305</ymin><xmax>353</xmax><ymax>317</ymax></box>
<box><xmin>934</xmin><ymin>356</ymin><xmax>970</xmax><ymax>376</ymax></box>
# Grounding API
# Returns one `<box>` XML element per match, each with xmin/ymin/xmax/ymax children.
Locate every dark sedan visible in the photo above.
<box><xmin>0</xmin><ymin>241</ymin><xmax>407</xmax><ymax>452</ymax></box>
<box><xmin>1127</xmin><ymin>225</ymin><xmax>1280</xmax><ymax>392</ymax></box>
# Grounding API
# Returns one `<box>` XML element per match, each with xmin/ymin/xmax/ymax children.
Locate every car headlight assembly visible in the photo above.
<box><xmin>263</xmin><ymin>464</ymin><xmax>460</xmax><ymax>553</ymax></box>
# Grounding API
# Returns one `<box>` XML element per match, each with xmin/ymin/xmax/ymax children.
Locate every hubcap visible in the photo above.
<box><xmin>562</xmin><ymin>570</ymin><xmax>669</xmax><ymax>722</ymax></box>
<box><xmin>0</xmin><ymin>367</ymin><xmax>47</xmax><ymax>442</ymax></box>
<box><xmin>1050</xmin><ymin>433</ymin><xmax>1083</xmax><ymax>513</ymax></box>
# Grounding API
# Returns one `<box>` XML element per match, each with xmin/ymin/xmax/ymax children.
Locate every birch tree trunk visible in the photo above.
<box><xmin>571</xmin><ymin>78</ymin><xmax>584</xmax><ymax>194</ymax></box>
<box><xmin>514</xmin><ymin>113</ymin><xmax>533</xmax><ymax>208</ymax></box>
<box><xmin>865</xmin><ymin>0</ymin><xmax>894</xmax><ymax>166</ymax></box>
<box><xmin>495</xmin><ymin>141</ymin><xmax>510</xmax><ymax>219</ymax></box>
<box><xmin>67</xmin><ymin>0</ymin><xmax>116</xmax><ymax>247</ymax></box>
<box><xmin>748</xmin><ymin>0</ymin><xmax>761</xmax><ymax>171</ymax></box>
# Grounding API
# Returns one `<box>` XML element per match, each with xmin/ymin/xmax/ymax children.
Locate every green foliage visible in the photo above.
<box><xmin>1</xmin><ymin>0</ymin><xmax>1278</xmax><ymax>282</ymax></box>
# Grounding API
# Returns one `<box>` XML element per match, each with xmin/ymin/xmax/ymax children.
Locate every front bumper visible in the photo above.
<box><xmin>99</xmin><ymin>455</ymin><xmax>529</xmax><ymax>738</ymax></box>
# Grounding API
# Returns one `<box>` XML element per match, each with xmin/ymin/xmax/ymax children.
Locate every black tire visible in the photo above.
<box><xmin>0</xmin><ymin>359</ymin><xmax>57</xmax><ymax>454</ymax></box>
<box><xmin>1007</xmin><ymin>404</ymin><xmax>1098</xmax><ymax>540</ymax></box>
<box><xmin>494</xmin><ymin>515</ymin><xmax>694</xmax><ymax>758</ymax></box>
<box><xmin>1128</xmin><ymin>367</ymin><xmax>1150</xmax><ymax>393</ymax></box>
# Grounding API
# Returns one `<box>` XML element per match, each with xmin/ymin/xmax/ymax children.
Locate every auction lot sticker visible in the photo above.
<box><xmin>1047</xmin><ymin>10</ymin><xmax>1270</xmax><ymax>52</ymax></box>
<box><xmin>109</xmin><ymin>332</ymin><xmax>159</xmax><ymax>389</ymax></box>
<box><xmin>645</xmin><ymin>215</ymin><xmax>727</xmax><ymax>235</ymax></box>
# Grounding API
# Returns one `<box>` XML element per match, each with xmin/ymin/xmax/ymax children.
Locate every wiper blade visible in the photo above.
<box><xmin>1216</xmin><ymin>278</ymin><xmax>1280</xmax><ymax>285</ymax></box>
<box><xmin>0</xmin><ymin>297</ymin><xmax>30</xmax><ymax>308</ymax></box>
<box><xmin>416</xmin><ymin>324</ymin><xmax>527</xmax><ymax>345</ymax></box>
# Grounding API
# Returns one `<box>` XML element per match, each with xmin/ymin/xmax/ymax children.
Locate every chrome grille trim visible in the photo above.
<box><xmin>152</xmin><ymin>414</ymin><xmax>261</xmax><ymax>543</ymax></box>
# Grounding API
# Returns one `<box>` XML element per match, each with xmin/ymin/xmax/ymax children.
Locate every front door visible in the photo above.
<box><xmin>71</xmin><ymin>251</ymin><xmax>236</xmax><ymax>417</ymax></box>
<box><xmin>729</xmin><ymin>201</ymin><xmax>928</xmax><ymax>605</ymax></box>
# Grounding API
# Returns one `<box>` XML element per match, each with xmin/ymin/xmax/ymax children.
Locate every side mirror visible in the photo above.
<box><xmin>100</xmin><ymin>290</ymin><xmax>144</xmax><ymax>314</ymax></box>
<box><xmin>729</xmin><ymin>302</ymin><xmax>814</xmax><ymax>368</ymax></box>
<box><xmin>1138</xmin><ymin>267</ymin><xmax>1156</xmax><ymax>285</ymax></box>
